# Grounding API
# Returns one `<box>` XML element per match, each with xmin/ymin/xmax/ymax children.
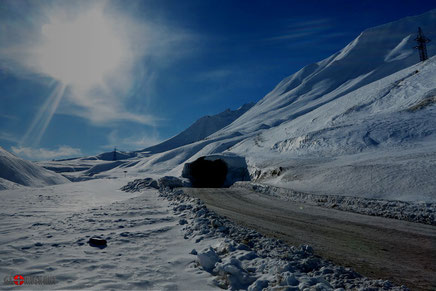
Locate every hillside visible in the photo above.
<box><xmin>230</xmin><ymin>56</ymin><xmax>436</xmax><ymax>201</ymax></box>
<box><xmin>211</xmin><ymin>10</ymin><xmax>435</xmax><ymax>137</ymax></box>
<box><xmin>0</xmin><ymin>146</ymin><xmax>69</xmax><ymax>189</ymax></box>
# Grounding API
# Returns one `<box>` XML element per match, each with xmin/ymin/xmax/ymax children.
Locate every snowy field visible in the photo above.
<box><xmin>0</xmin><ymin>178</ymin><xmax>414</xmax><ymax>290</ymax></box>
<box><xmin>0</xmin><ymin>179</ymin><xmax>215</xmax><ymax>290</ymax></box>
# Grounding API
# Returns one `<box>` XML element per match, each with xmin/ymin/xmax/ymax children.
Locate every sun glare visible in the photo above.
<box><xmin>36</xmin><ymin>6</ymin><xmax>127</xmax><ymax>90</ymax></box>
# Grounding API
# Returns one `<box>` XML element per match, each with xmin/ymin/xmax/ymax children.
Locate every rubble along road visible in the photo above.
<box><xmin>183</xmin><ymin>187</ymin><xmax>436</xmax><ymax>291</ymax></box>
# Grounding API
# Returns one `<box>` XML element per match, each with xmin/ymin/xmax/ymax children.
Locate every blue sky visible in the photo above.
<box><xmin>1</xmin><ymin>0</ymin><xmax>435</xmax><ymax>160</ymax></box>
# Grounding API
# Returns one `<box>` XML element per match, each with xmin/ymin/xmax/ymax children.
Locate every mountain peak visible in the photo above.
<box><xmin>139</xmin><ymin>102</ymin><xmax>255</xmax><ymax>154</ymax></box>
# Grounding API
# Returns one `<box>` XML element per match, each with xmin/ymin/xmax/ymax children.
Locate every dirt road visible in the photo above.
<box><xmin>183</xmin><ymin>187</ymin><xmax>436</xmax><ymax>290</ymax></box>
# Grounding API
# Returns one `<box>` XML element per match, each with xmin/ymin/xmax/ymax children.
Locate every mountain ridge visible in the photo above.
<box><xmin>138</xmin><ymin>102</ymin><xmax>254</xmax><ymax>154</ymax></box>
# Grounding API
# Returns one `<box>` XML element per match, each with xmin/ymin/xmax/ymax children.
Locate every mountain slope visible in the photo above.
<box><xmin>228</xmin><ymin>56</ymin><xmax>436</xmax><ymax>201</ymax></box>
<box><xmin>116</xmin><ymin>10</ymin><xmax>436</xmax><ymax>201</ymax></box>
<box><xmin>211</xmin><ymin>9</ymin><xmax>436</xmax><ymax>138</ymax></box>
<box><xmin>0</xmin><ymin>147</ymin><xmax>69</xmax><ymax>189</ymax></box>
<box><xmin>139</xmin><ymin>103</ymin><xmax>254</xmax><ymax>154</ymax></box>
<box><xmin>128</xmin><ymin>9</ymin><xmax>435</xmax><ymax>164</ymax></box>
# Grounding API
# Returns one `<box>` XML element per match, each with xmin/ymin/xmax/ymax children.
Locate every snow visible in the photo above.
<box><xmin>82</xmin><ymin>10</ymin><xmax>436</xmax><ymax>203</ymax></box>
<box><xmin>36</xmin><ymin>9</ymin><xmax>436</xmax><ymax>202</ymax></box>
<box><xmin>35</xmin><ymin>103</ymin><xmax>254</xmax><ymax>180</ymax></box>
<box><xmin>233</xmin><ymin>182</ymin><xmax>436</xmax><ymax>225</ymax></box>
<box><xmin>2</xmin><ymin>10</ymin><xmax>435</xmax><ymax>290</ymax></box>
<box><xmin>0</xmin><ymin>175</ymin><xmax>417</xmax><ymax>289</ymax></box>
<box><xmin>0</xmin><ymin>146</ymin><xmax>69</xmax><ymax>189</ymax></box>
<box><xmin>384</xmin><ymin>35</ymin><xmax>414</xmax><ymax>62</ymax></box>
<box><xmin>25</xmin><ymin>10</ymin><xmax>436</xmax><ymax>204</ymax></box>
<box><xmin>138</xmin><ymin>102</ymin><xmax>254</xmax><ymax>155</ymax></box>
<box><xmin>158</xmin><ymin>186</ymin><xmax>408</xmax><ymax>290</ymax></box>
<box><xmin>229</xmin><ymin>57</ymin><xmax>436</xmax><ymax>201</ymax></box>
<box><xmin>0</xmin><ymin>179</ymin><xmax>216</xmax><ymax>290</ymax></box>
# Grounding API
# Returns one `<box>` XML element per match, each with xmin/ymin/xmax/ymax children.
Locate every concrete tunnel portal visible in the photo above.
<box><xmin>182</xmin><ymin>155</ymin><xmax>250</xmax><ymax>188</ymax></box>
<box><xmin>188</xmin><ymin>157</ymin><xmax>228</xmax><ymax>187</ymax></box>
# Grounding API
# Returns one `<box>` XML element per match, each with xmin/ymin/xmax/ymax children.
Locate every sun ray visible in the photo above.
<box><xmin>34</xmin><ymin>84</ymin><xmax>66</xmax><ymax>145</ymax></box>
<box><xmin>20</xmin><ymin>83</ymin><xmax>66</xmax><ymax>146</ymax></box>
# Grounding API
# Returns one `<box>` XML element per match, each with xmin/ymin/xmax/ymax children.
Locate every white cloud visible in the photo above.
<box><xmin>0</xmin><ymin>0</ymin><xmax>194</xmax><ymax>143</ymax></box>
<box><xmin>264</xmin><ymin>18</ymin><xmax>333</xmax><ymax>42</ymax></box>
<box><xmin>0</xmin><ymin>132</ymin><xmax>19</xmax><ymax>143</ymax></box>
<box><xmin>11</xmin><ymin>145</ymin><xmax>82</xmax><ymax>161</ymax></box>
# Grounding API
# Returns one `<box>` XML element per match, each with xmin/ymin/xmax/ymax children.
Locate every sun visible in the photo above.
<box><xmin>35</xmin><ymin>5</ymin><xmax>127</xmax><ymax>90</ymax></box>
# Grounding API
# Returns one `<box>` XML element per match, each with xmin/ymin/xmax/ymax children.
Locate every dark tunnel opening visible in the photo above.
<box><xmin>189</xmin><ymin>157</ymin><xmax>228</xmax><ymax>188</ymax></box>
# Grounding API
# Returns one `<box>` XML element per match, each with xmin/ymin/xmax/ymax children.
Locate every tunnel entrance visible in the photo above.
<box><xmin>189</xmin><ymin>157</ymin><xmax>228</xmax><ymax>188</ymax></box>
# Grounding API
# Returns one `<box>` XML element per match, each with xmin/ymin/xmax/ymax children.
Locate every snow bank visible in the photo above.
<box><xmin>233</xmin><ymin>182</ymin><xmax>436</xmax><ymax>225</ymax></box>
<box><xmin>158</xmin><ymin>186</ymin><xmax>409</xmax><ymax>290</ymax></box>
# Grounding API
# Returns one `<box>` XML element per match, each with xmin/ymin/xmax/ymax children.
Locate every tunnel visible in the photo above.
<box><xmin>188</xmin><ymin>157</ymin><xmax>228</xmax><ymax>188</ymax></box>
<box><xmin>182</xmin><ymin>154</ymin><xmax>250</xmax><ymax>188</ymax></box>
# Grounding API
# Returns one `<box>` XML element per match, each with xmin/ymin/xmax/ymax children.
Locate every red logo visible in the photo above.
<box><xmin>14</xmin><ymin>275</ymin><xmax>24</xmax><ymax>286</ymax></box>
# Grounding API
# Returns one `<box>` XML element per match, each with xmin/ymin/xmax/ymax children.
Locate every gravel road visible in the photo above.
<box><xmin>183</xmin><ymin>187</ymin><xmax>436</xmax><ymax>291</ymax></box>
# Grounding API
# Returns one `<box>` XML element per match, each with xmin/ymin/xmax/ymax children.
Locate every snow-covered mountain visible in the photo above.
<box><xmin>37</xmin><ymin>103</ymin><xmax>254</xmax><ymax>177</ymax></box>
<box><xmin>212</xmin><ymin>9</ymin><xmax>435</xmax><ymax>137</ymax></box>
<box><xmin>37</xmin><ymin>9</ymin><xmax>436</xmax><ymax>201</ymax></box>
<box><xmin>229</xmin><ymin>56</ymin><xmax>436</xmax><ymax>201</ymax></box>
<box><xmin>139</xmin><ymin>102</ymin><xmax>254</xmax><ymax>154</ymax></box>
<box><xmin>113</xmin><ymin>9</ymin><xmax>436</xmax><ymax>201</ymax></box>
<box><xmin>0</xmin><ymin>146</ymin><xmax>69</xmax><ymax>189</ymax></box>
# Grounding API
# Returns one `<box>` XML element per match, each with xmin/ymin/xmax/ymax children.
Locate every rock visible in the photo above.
<box><xmin>179</xmin><ymin>218</ymin><xmax>188</xmax><ymax>225</ymax></box>
<box><xmin>149</xmin><ymin>179</ymin><xmax>159</xmax><ymax>188</ymax></box>
<box><xmin>158</xmin><ymin>176</ymin><xmax>187</xmax><ymax>189</ymax></box>
<box><xmin>282</xmin><ymin>272</ymin><xmax>299</xmax><ymax>286</ymax></box>
<box><xmin>120</xmin><ymin>178</ymin><xmax>159</xmax><ymax>192</ymax></box>
<box><xmin>320</xmin><ymin>266</ymin><xmax>334</xmax><ymax>275</ymax></box>
<box><xmin>237</xmin><ymin>251</ymin><xmax>257</xmax><ymax>261</ymax></box>
<box><xmin>300</xmin><ymin>244</ymin><xmax>314</xmax><ymax>255</ymax></box>
<box><xmin>197</xmin><ymin>247</ymin><xmax>220</xmax><ymax>272</ymax></box>
<box><xmin>248</xmin><ymin>279</ymin><xmax>269</xmax><ymax>291</ymax></box>
<box><xmin>299</xmin><ymin>257</ymin><xmax>321</xmax><ymax>272</ymax></box>
<box><xmin>237</xmin><ymin>243</ymin><xmax>250</xmax><ymax>251</ymax></box>
<box><xmin>314</xmin><ymin>282</ymin><xmax>333</xmax><ymax>290</ymax></box>
<box><xmin>211</xmin><ymin>219</ymin><xmax>223</xmax><ymax>228</ymax></box>
<box><xmin>215</xmin><ymin>258</ymin><xmax>256</xmax><ymax>290</ymax></box>
<box><xmin>88</xmin><ymin>237</ymin><xmax>107</xmax><ymax>248</ymax></box>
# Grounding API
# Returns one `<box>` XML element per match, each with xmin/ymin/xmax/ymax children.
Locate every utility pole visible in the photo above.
<box><xmin>415</xmin><ymin>27</ymin><xmax>430</xmax><ymax>62</ymax></box>
<box><xmin>112</xmin><ymin>147</ymin><xmax>117</xmax><ymax>161</ymax></box>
